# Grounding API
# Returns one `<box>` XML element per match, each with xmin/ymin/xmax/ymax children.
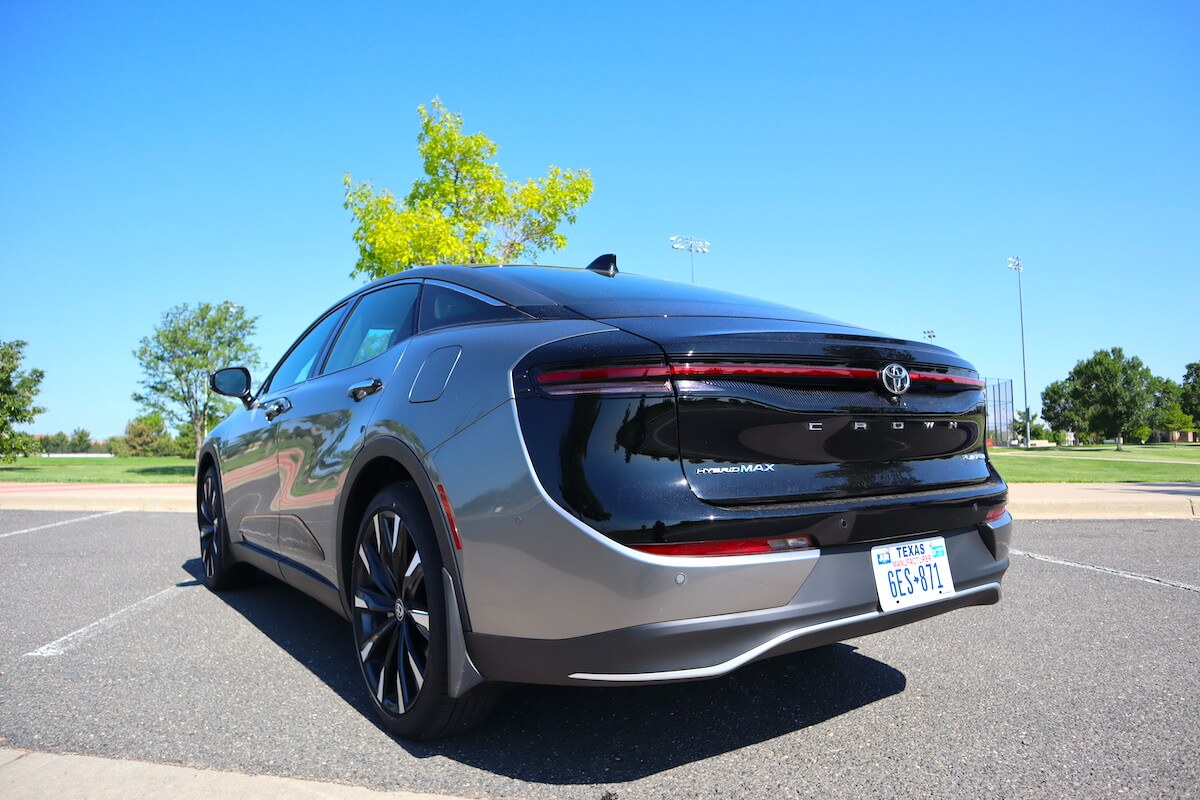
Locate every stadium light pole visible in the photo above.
<box><xmin>923</xmin><ymin>329</ymin><xmax>936</xmax><ymax>342</ymax></box>
<box><xmin>669</xmin><ymin>235</ymin><xmax>710</xmax><ymax>284</ymax></box>
<box><xmin>1007</xmin><ymin>256</ymin><xmax>1031</xmax><ymax>449</ymax></box>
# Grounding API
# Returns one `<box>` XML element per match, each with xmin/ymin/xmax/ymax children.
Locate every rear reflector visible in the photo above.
<box><xmin>984</xmin><ymin>504</ymin><xmax>1007</xmax><ymax>522</ymax></box>
<box><xmin>435</xmin><ymin>484</ymin><xmax>463</xmax><ymax>549</ymax></box>
<box><xmin>632</xmin><ymin>534</ymin><xmax>815</xmax><ymax>557</ymax></box>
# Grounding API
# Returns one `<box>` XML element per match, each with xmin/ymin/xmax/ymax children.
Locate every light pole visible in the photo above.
<box><xmin>923</xmin><ymin>329</ymin><xmax>936</xmax><ymax>342</ymax></box>
<box><xmin>1007</xmin><ymin>256</ymin><xmax>1031</xmax><ymax>449</ymax></box>
<box><xmin>669</xmin><ymin>235</ymin><xmax>710</xmax><ymax>284</ymax></box>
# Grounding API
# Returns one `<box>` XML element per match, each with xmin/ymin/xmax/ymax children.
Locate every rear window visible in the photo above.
<box><xmin>419</xmin><ymin>282</ymin><xmax>526</xmax><ymax>332</ymax></box>
<box><xmin>497</xmin><ymin>266</ymin><xmax>838</xmax><ymax>322</ymax></box>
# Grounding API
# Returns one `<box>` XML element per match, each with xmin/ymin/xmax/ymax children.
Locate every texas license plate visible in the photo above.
<box><xmin>871</xmin><ymin>536</ymin><xmax>956</xmax><ymax>611</ymax></box>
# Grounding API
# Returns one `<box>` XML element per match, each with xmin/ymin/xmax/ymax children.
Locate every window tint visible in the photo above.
<box><xmin>268</xmin><ymin>307</ymin><xmax>345</xmax><ymax>392</ymax></box>
<box><xmin>323</xmin><ymin>283</ymin><xmax>421</xmax><ymax>374</ymax></box>
<box><xmin>419</xmin><ymin>283</ymin><xmax>524</xmax><ymax>332</ymax></box>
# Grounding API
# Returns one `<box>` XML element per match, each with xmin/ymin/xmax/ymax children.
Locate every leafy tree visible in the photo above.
<box><xmin>1041</xmin><ymin>379</ymin><xmax>1088</xmax><ymax>442</ymax></box>
<box><xmin>133</xmin><ymin>302</ymin><xmax>261</xmax><ymax>458</ymax></box>
<box><xmin>344</xmin><ymin>98</ymin><xmax>594</xmax><ymax>280</ymax></box>
<box><xmin>1011</xmin><ymin>410</ymin><xmax>1046</xmax><ymax>443</ymax></box>
<box><xmin>1064</xmin><ymin>348</ymin><xmax>1155</xmax><ymax>451</ymax></box>
<box><xmin>42</xmin><ymin>431</ymin><xmax>68</xmax><ymax>454</ymax></box>
<box><xmin>1156</xmin><ymin>403</ymin><xmax>1194</xmax><ymax>446</ymax></box>
<box><xmin>110</xmin><ymin>412</ymin><xmax>174</xmax><ymax>457</ymax></box>
<box><xmin>68</xmin><ymin>428</ymin><xmax>92</xmax><ymax>453</ymax></box>
<box><xmin>1182</xmin><ymin>362</ymin><xmax>1200</xmax><ymax>423</ymax></box>
<box><xmin>0</xmin><ymin>339</ymin><xmax>45</xmax><ymax>463</ymax></box>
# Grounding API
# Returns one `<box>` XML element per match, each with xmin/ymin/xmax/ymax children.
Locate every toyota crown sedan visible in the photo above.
<box><xmin>200</xmin><ymin>256</ymin><xmax>1011</xmax><ymax>738</ymax></box>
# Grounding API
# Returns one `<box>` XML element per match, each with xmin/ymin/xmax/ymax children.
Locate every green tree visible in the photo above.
<box><xmin>43</xmin><ymin>431</ymin><xmax>68</xmax><ymax>454</ymax></box>
<box><xmin>1156</xmin><ymin>403</ymin><xmax>1194</xmax><ymax>446</ymax></box>
<box><xmin>0</xmin><ymin>339</ymin><xmax>45</xmax><ymax>463</ymax></box>
<box><xmin>114</xmin><ymin>412</ymin><xmax>173</xmax><ymax>457</ymax></box>
<box><xmin>344</xmin><ymin>98</ymin><xmax>594</xmax><ymax>280</ymax></box>
<box><xmin>133</xmin><ymin>302</ymin><xmax>261</xmax><ymax>458</ymax></box>
<box><xmin>68</xmin><ymin>427</ymin><xmax>92</xmax><ymax>453</ymax></box>
<box><xmin>1182</xmin><ymin>362</ymin><xmax>1200</xmax><ymax>423</ymax></box>
<box><xmin>1041</xmin><ymin>379</ymin><xmax>1088</xmax><ymax>443</ymax></box>
<box><xmin>1066</xmin><ymin>347</ymin><xmax>1156</xmax><ymax>451</ymax></box>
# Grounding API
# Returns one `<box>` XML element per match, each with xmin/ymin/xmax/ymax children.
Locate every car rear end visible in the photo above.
<box><xmin>455</xmin><ymin>267</ymin><xmax>1010</xmax><ymax>684</ymax></box>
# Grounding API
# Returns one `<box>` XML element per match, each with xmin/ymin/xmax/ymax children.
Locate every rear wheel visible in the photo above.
<box><xmin>197</xmin><ymin>465</ymin><xmax>254</xmax><ymax>590</ymax></box>
<box><xmin>350</xmin><ymin>483</ymin><xmax>495</xmax><ymax>739</ymax></box>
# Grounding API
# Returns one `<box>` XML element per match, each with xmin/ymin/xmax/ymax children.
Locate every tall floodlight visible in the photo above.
<box><xmin>923</xmin><ymin>329</ymin><xmax>936</xmax><ymax>342</ymax></box>
<box><xmin>1007</xmin><ymin>256</ymin><xmax>1031</xmax><ymax>449</ymax></box>
<box><xmin>669</xmin><ymin>235</ymin><xmax>710</xmax><ymax>284</ymax></box>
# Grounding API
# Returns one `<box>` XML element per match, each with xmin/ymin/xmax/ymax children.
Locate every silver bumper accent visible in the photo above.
<box><xmin>568</xmin><ymin>581</ymin><xmax>1002</xmax><ymax>682</ymax></box>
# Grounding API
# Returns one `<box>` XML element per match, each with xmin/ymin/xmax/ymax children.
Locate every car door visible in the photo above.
<box><xmin>271</xmin><ymin>281</ymin><xmax>422</xmax><ymax>593</ymax></box>
<box><xmin>239</xmin><ymin>304</ymin><xmax>348</xmax><ymax>558</ymax></box>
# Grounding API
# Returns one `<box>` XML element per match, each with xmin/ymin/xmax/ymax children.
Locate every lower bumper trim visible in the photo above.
<box><xmin>568</xmin><ymin>581</ymin><xmax>1001</xmax><ymax>683</ymax></box>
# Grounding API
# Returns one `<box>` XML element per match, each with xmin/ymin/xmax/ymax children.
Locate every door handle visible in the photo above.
<box><xmin>263</xmin><ymin>398</ymin><xmax>292</xmax><ymax>421</ymax></box>
<box><xmin>347</xmin><ymin>378</ymin><xmax>383</xmax><ymax>402</ymax></box>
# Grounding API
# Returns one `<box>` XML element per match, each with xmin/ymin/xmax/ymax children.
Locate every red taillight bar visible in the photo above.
<box><xmin>909</xmin><ymin>371</ymin><xmax>986</xmax><ymax>388</ymax></box>
<box><xmin>536</xmin><ymin>363</ymin><xmax>982</xmax><ymax>388</ymax></box>
<box><xmin>984</xmin><ymin>504</ymin><xmax>1007</xmax><ymax>522</ymax></box>
<box><xmin>632</xmin><ymin>534</ymin><xmax>815</xmax><ymax>557</ymax></box>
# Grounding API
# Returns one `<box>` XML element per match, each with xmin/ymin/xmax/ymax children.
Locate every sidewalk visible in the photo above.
<box><xmin>0</xmin><ymin>748</ymin><xmax>470</xmax><ymax>800</ymax></box>
<box><xmin>0</xmin><ymin>483</ymin><xmax>192</xmax><ymax>512</ymax></box>
<box><xmin>0</xmin><ymin>481</ymin><xmax>1196</xmax><ymax>518</ymax></box>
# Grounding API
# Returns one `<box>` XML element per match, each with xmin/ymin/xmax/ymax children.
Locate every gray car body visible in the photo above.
<box><xmin>201</xmin><ymin>267</ymin><xmax>1011</xmax><ymax>690</ymax></box>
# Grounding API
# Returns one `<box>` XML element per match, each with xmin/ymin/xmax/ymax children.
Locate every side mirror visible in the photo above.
<box><xmin>210</xmin><ymin>367</ymin><xmax>253</xmax><ymax>408</ymax></box>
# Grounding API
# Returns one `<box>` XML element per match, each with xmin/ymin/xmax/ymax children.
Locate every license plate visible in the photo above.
<box><xmin>870</xmin><ymin>536</ymin><xmax>956</xmax><ymax>611</ymax></box>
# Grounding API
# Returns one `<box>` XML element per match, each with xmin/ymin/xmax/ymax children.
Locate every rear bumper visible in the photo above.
<box><xmin>467</xmin><ymin>516</ymin><xmax>1011</xmax><ymax>686</ymax></box>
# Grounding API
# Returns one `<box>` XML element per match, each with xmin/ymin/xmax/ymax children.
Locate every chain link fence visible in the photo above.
<box><xmin>985</xmin><ymin>378</ymin><xmax>1014</xmax><ymax>447</ymax></box>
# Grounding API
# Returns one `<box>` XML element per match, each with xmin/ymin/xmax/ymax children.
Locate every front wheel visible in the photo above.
<box><xmin>350</xmin><ymin>483</ymin><xmax>495</xmax><ymax>739</ymax></box>
<box><xmin>197</xmin><ymin>465</ymin><xmax>254</xmax><ymax>590</ymax></box>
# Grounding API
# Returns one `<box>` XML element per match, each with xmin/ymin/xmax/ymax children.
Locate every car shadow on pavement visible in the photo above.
<box><xmin>186</xmin><ymin>558</ymin><xmax>907</xmax><ymax>785</ymax></box>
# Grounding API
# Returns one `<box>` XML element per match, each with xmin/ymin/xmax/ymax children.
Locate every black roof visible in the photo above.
<box><xmin>351</xmin><ymin>264</ymin><xmax>845</xmax><ymax>325</ymax></box>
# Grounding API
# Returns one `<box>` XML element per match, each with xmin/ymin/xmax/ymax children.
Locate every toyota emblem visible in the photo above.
<box><xmin>880</xmin><ymin>363</ymin><xmax>911</xmax><ymax>395</ymax></box>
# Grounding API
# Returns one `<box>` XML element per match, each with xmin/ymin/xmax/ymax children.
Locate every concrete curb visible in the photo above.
<box><xmin>0</xmin><ymin>748</ymin><xmax>476</xmax><ymax>800</ymax></box>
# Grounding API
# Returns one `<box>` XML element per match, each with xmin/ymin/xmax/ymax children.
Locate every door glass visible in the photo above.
<box><xmin>267</xmin><ymin>307</ymin><xmax>345</xmax><ymax>392</ymax></box>
<box><xmin>323</xmin><ymin>283</ymin><xmax>421</xmax><ymax>374</ymax></box>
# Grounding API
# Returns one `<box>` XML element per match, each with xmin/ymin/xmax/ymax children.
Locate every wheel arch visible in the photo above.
<box><xmin>335</xmin><ymin>436</ymin><xmax>470</xmax><ymax>630</ymax></box>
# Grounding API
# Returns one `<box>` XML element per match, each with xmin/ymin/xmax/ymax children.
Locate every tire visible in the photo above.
<box><xmin>197</xmin><ymin>465</ymin><xmax>255</xmax><ymax>591</ymax></box>
<box><xmin>350</xmin><ymin>482</ymin><xmax>496</xmax><ymax>739</ymax></box>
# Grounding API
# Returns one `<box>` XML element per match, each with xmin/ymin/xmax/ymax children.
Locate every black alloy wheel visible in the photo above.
<box><xmin>349</xmin><ymin>483</ymin><xmax>497</xmax><ymax>739</ymax></box>
<box><xmin>353</xmin><ymin>505</ymin><xmax>431</xmax><ymax>714</ymax></box>
<box><xmin>197</xmin><ymin>465</ymin><xmax>253</xmax><ymax>590</ymax></box>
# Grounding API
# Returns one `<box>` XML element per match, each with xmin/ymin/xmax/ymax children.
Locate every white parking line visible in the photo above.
<box><xmin>0</xmin><ymin>510</ymin><xmax>123</xmax><ymax>540</ymax></box>
<box><xmin>1011</xmin><ymin>549</ymin><xmax>1200</xmax><ymax>593</ymax></box>
<box><xmin>24</xmin><ymin>586</ymin><xmax>186</xmax><ymax>657</ymax></box>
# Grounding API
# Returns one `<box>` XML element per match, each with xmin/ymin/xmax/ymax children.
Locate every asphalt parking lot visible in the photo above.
<box><xmin>1</xmin><ymin>510</ymin><xmax>1197</xmax><ymax>799</ymax></box>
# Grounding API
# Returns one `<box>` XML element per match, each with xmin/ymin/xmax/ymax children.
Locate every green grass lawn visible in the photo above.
<box><xmin>990</xmin><ymin>444</ymin><xmax>1200</xmax><ymax>482</ymax></box>
<box><xmin>0</xmin><ymin>456</ymin><xmax>195</xmax><ymax>484</ymax></box>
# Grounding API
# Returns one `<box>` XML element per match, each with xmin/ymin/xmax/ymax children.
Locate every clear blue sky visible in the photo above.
<box><xmin>2</xmin><ymin>1</ymin><xmax>1196</xmax><ymax>438</ymax></box>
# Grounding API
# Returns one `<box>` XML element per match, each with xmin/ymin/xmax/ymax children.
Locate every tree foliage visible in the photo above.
<box><xmin>1182</xmin><ymin>362</ymin><xmax>1200</xmax><ymax>423</ymax></box>
<box><xmin>69</xmin><ymin>428</ymin><xmax>92</xmax><ymax>453</ymax></box>
<box><xmin>344</xmin><ymin>98</ymin><xmax>594</xmax><ymax>280</ymax></box>
<box><xmin>1041</xmin><ymin>379</ymin><xmax>1088</xmax><ymax>440</ymax></box>
<box><xmin>0</xmin><ymin>339</ymin><xmax>45</xmax><ymax>463</ymax></box>
<box><xmin>1048</xmin><ymin>348</ymin><xmax>1156</xmax><ymax>450</ymax></box>
<box><xmin>133</xmin><ymin>302</ymin><xmax>261</xmax><ymax>457</ymax></box>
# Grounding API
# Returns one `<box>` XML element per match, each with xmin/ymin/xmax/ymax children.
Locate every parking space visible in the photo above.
<box><xmin>1</xmin><ymin>511</ymin><xmax>1197</xmax><ymax>799</ymax></box>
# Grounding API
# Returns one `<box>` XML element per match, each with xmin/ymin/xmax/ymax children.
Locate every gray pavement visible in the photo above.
<box><xmin>1</xmin><ymin>510</ymin><xmax>1198</xmax><ymax>799</ymax></box>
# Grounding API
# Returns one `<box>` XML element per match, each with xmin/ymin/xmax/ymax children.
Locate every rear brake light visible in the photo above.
<box><xmin>984</xmin><ymin>504</ymin><xmax>1007</xmax><ymax>522</ymax></box>
<box><xmin>632</xmin><ymin>534</ymin><xmax>815</xmax><ymax>557</ymax></box>
<box><xmin>535</xmin><ymin>362</ymin><xmax>982</xmax><ymax>395</ymax></box>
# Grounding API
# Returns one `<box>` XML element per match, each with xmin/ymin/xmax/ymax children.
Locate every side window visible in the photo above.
<box><xmin>323</xmin><ymin>283</ymin><xmax>421</xmax><ymax>374</ymax></box>
<box><xmin>419</xmin><ymin>283</ymin><xmax>524</xmax><ymax>332</ymax></box>
<box><xmin>266</xmin><ymin>306</ymin><xmax>345</xmax><ymax>393</ymax></box>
